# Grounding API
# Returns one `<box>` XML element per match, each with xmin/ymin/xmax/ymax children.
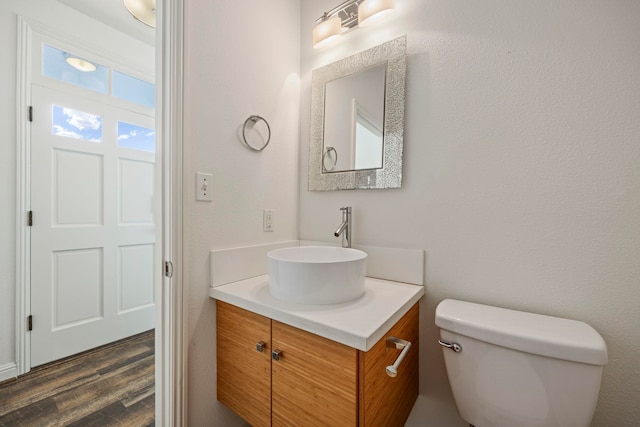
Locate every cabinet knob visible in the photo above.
<box><xmin>272</xmin><ymin>349</ymin><xmax>282</xmax><ymax>361</ymax></box>
<box><xmin>256</xmin><ymin>341</ymin><xmax>266</xmax><ymax>352</ymax></box>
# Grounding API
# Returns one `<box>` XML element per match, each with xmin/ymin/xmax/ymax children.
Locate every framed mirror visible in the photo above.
<box><xmin>308</xmin><ymin>35</ymin><xmax>406</xmax><ymax>191</ymax></box>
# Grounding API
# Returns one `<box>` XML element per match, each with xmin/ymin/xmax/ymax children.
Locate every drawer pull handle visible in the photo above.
<box><xmin>385</xmin><ymin>337</ymin><xmax>412</xmax><ymax>378</ymax></box>
<box><xmin>272</xmin><ymin>349</ymin><xmax>282</xmax><ymax>361</ymax></box>
<box><xmin>256</xmin><ymin>341</ymin><xmax>266</xmax><ymax>352</ymax></box>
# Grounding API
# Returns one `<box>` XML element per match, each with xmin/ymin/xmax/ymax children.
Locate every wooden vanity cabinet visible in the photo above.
<box><xmin>216</xmin><ymin>301</ymin><xmax>272</xmax><ymax>427</ymax></box>
<box><xmin>216</xmin><ymin>300</ymin><xmax>419</xmax><ymax>427</ymax></box>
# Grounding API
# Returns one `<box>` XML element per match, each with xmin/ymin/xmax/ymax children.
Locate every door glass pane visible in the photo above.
<box><xmin>117</xmin><ymin>121</ymin><xmax>155</xmax><ymax>152</ymax></box>
<box><xmin>42</xmin><ymin>44</ymin><xmax>108</xmax><ymax>94</ymax></box>
<box><xmin>113</xmin><ymin>71</ymin><xmax>156</xmax><ymax>109</ymax></box>
<box><xmin>52</xmin><ymin>105</ymin><xmax>103</xmax><ymax>142</ymax></box>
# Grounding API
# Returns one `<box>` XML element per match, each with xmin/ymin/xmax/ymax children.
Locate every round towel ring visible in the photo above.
<box><xmin>242</xmin><ymin>115</ymin><xmax>271</xmax><ymax>152</ymax></box>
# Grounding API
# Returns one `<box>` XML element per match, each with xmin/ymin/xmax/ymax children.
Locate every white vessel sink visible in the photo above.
<box><xmin>267</xmin><ymin>246</ymin><xmax>367</xmax><ymax>305</ymax></box>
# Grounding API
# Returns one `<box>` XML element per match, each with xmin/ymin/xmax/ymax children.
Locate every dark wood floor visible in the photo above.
<box><xmin>0</xmin><ymin>330</ymin><xmax>155</xmax><ymax>427</ymax></box>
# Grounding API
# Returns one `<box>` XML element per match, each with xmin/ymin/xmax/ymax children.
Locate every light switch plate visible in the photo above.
<box><xmin>196</xmin><ymin>172</ymin><xmax>213</xmax><ymax>201</ymax></box>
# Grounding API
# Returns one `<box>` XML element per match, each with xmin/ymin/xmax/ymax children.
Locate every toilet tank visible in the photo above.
<box><xmin>435</xmin><ymin>299</ymin><xmax>608</xmax><ymax>427</ymax></box>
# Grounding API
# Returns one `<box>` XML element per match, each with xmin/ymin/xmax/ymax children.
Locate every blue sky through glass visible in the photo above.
<box><xmin>118</xmin><ymin>122</ymin><xmax>156</xmax><ymax>152</ymax></box>
<box><xmin>113</xmin><ymin>71</ymin><xmax>156</xmax><ymax>109</ymax></box>
<box><xmin>52</xmin><ymin>105</ymin><xmax>103</xmax><ymax>142</ymax></box>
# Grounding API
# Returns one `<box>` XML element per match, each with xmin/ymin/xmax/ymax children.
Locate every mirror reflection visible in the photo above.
<box><xmin>308</xmin><ymin>35</ymin><xmax>406</xmax><ymax>191</ymax></box>
<box><xmin>322</xmin><ymin>64</ymin><xmax>386</xmax><ymax>172</ymax></box>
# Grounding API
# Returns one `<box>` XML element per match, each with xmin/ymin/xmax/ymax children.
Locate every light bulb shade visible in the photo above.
<box><xmin>313</xmin><ymin>15</ymin><xmax>342</xmax><ymax>49</ymax></box>
<box><xmin>64</xmin><ymin>55</ymin><xmax>97</xmax><ymax>72</ymax></box>
<box><xmin>358</xmin><ymin>0</ymin><xmax>395</xmax><ymax>27</ymax></box>
<box><xmin>123</xmin><ymin>0</ymin><xmax>156</xmax><ymax>28</ymax></box>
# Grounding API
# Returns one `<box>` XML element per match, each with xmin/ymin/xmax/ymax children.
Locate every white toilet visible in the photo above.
<box><xmin>435</xmin><ymin>299</ymin><xmax>608</xmax><ymax>427</ymax></box>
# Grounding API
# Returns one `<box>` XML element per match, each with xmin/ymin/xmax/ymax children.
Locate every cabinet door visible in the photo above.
<box><xmin>272</xmin><ymin>321</ymin><xmax>358</xmax><ymax>427</ymax></box>
<box><xmin>216</xmin><ymin>301</ymin><xmax>272</xmax><ymax>427</ymax></box>
<box><xmin>359</xmin><ymin>303</ymin><xmax>419</xmax><ymax>427</ymax></box>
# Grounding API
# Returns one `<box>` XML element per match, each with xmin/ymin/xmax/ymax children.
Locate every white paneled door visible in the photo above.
<box><xmin>30</xmin><ymin>84</ymin><xmax>157</xmax><ymax>367</ymax></box>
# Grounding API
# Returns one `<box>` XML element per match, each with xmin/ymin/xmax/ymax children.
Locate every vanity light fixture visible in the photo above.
<box><xmin>313</xmin><ymin>13</ymin><xmax>343</xmax><ymax>49</ymax></box>
<box><xmin>358</xmin><ymin>0</ymin><xmax>395</xmax><ymax>27</ymax></box>
<box><xmin>313</xmin><ymin>0</ymin><xmax>395</xmax><ymax>49</ymax></box>
<box><xmin>123</xmin><ymin>0</ymin><xmax>156</xmax><ymax>28</ymax></box>
<box><xmin>63</xmin><ymin>53</ymin><xmax>97</xmax><ymax>72</ymax></box>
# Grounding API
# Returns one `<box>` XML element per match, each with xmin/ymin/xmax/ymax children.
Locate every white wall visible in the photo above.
<box><xmin>0</xmin><ymin>0</ymin><xmax>153</xmax><ymax>375</ymax></box>
<box><xmin>182</xmin><ymin>0</ymin><xmax>300</xmax><ymax>425</ymax></box>
<box><xmin>299</xmin><ymin>1</ymin><xmax>640</xmax><ymax>426</ymax></box>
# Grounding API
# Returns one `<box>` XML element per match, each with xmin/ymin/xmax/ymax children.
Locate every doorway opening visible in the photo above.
<box><xmin>12</xmin><ymin>0</ymin><xmax>184</xmax><ymax>423</ymax></box>
<box><xmin>7</xmin><ymin>7</ymin><xmax>180</xmax><ymax>423</ymax></box>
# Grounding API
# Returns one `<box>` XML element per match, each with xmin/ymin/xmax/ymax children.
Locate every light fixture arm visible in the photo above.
<box><xmin>316</xmin><ymin>0</ymin><xmax>366</xmax><ymax>31</ymax></box>
<box><xmin>315</xmin><ymin>12</ymin><xmax>331</xmax><ymax>24</ymax></box>
<box><xmin>313</xmin><ymin>0</ymin><xmax>395</xmax><ymax>49</ymax></box>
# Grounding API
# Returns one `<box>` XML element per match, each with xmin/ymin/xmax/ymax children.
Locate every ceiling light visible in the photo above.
<box><xmin>358</xmin><ymin>0</ymin><xmax>395</xmax><ymax>28</ymax></box>
<box><xmin>123</xmin><ymin>0</ymin><xmax>156</xmax><ymax>28</ymax></box>
<box><xmin>313</xmin><ymin>14</ymin><xmax>343</xmax><ymax>49</ymax></box>
<box><xmin>64</xmin><ymin>53</ymin><xmax>97</xmax><ymax>72</ymax></box>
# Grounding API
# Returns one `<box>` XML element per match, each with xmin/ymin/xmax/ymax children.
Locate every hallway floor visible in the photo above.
<box><xmin>0</xmin><ymin>330</ymin><xmax>154</xmax><ymax>426</ymax></box>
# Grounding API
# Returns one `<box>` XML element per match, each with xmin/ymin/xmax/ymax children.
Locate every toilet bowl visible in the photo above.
<box><xmin>435</xmin><ymin>299</ymin><xmax>607</xmax><ymax>427</ymax></box>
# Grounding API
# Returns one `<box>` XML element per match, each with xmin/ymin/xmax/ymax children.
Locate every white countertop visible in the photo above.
<box><xmin>210</xmin><ymin>275</ymin><xmax>424</xmax><ymax>351</ymax></box>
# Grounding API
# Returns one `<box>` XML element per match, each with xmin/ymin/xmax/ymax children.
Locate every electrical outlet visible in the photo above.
<box><xmin>196</xmin><ymin>172</ymin><xmax>213</xmax><ymax>201</ymax></box>
<box><xmin>263</xmin><ymin>209</ymin><xmax>274</xmax><ymax>232</ymax></box>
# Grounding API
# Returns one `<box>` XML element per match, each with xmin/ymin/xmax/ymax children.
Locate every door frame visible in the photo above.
<box><xmin>14</xmin><ymin>0</ymin><xmax>185</xmax><ymax>424</ymax></box>
<box><xmin>157</xmin><ymin>0</ymin><xmax>186</xmax><ymax>424</ymax></box>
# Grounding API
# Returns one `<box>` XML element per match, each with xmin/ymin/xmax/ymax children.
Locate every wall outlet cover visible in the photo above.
<box><xmin>263</xmin><ymin>209</ymin><xmax>274</xmax><ymax>232</ymax></box>
<box><xmin>196</xmin><ymin>172</ymin><xmax>213</xmax><ymax>201</ymax></box>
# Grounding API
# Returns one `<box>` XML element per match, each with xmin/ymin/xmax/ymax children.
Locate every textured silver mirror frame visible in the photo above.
<box><xmin>308</xmin><ymin>35</ymin><xmax>407</xmax><ymax>191</ymax></box>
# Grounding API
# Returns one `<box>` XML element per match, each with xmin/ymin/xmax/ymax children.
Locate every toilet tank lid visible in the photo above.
<box><xmin>435</xmin><ymin>299</ymin><xmax>608</xmax><ymax>366</ymax></box>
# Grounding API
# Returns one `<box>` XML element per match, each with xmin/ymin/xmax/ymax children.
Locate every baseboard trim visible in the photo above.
<box><xmin>0</xmin><ymin>362</ymin><xmax>18</xmax><ymax>383</ymax></box>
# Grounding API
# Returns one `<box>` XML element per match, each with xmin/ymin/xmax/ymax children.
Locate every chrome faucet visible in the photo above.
<box><xmin>334</xmin><ymin>206</ymin><xmax>352</xmax><ymax>248</ymax></box>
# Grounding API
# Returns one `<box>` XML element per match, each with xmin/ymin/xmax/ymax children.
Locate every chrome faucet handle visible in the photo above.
<box><xmin>334</xmin><ymin>206</ymin><xmax>352</xmax><ymax>248</ymax></box>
